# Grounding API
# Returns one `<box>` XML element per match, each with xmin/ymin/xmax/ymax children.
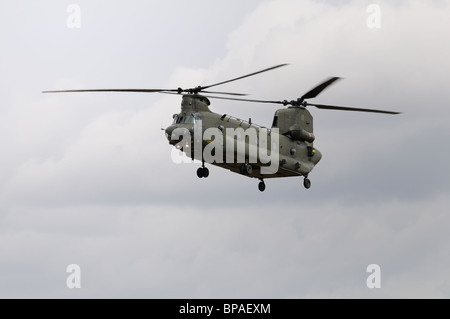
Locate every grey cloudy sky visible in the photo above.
<box><xmin>1</xmin><ymin>0</ymin><xmax>450</xmax><ymax>298</ymax></box>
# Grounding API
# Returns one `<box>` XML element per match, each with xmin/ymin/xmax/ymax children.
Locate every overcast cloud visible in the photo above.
<box><xmin>1</xmin><ymin>0</ymin><xmax>449</xmax><ymax>298</ymax></box>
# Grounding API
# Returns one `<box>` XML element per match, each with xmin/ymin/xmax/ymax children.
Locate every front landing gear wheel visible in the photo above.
<box><xmin>258</xmin><ymin>181</ymin><xmax>266</xmax><ymax>192</ymax></box>
<box><xmin>197</xmin><ymin>167</ymin><xmax>209</xmax><ymax>178</ymax></box>
<box><xmin>303</xmin><ymin>178</ymin><xmax>311</xmax><ymax>189</ymax></box>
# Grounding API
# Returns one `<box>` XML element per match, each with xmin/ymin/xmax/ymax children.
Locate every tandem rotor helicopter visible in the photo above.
<box><xmin>43</xmin><ymin>64</ymin><xmax>400</xmax><ymax>192</ymax></box>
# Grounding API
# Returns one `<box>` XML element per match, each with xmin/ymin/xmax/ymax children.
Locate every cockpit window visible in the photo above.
<box><xmin>175</xmin><ymin>115</ymin><xmax>195</xmax><ymax>124</ymax></box>
<box><xmin>178</xmin><ymin>116</ymin><xmax>185</xmax><ymax>124</ymax></box>
<box><xmin>172</xmin><ymin>115</ymin><xmax>179</xmax><ymax>124</ymax></box>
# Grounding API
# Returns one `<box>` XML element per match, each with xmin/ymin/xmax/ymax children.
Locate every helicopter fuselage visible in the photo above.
<box><xmin>165</xmin><ymin>94</ymin><xmax>322</xmax><ymax>180</ymax></box>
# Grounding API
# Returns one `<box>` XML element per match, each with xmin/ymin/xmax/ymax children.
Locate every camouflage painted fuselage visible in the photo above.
<box><xmin>165</xmin><ymin>94</ymin><xmax>322</xmax><ymax>179</ymax></box>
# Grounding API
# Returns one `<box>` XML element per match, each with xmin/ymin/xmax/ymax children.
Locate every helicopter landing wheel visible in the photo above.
<box><xmin>258</xmin><ymin>181</ymin><xmax>266</xmax><ymax>192</ymax></box>
<box><xmin>303</xmin><ymin>178</ymin><xmax>311</xmax><ymax>189</ymax></box>
<box><xmin>197</xmin><ymin>167</ymin><xmax>209</xmax><ymax>178</ymax></box>
<box><xmin>240</xmin><ymin>163</ymin><xmax>253</xmax><ymax>175</ymax></box>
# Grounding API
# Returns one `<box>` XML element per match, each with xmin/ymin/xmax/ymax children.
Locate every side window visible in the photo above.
<box><xmin>185</xmin><ymin>116</ymin><xmax>194</xmax><ymax>124</ymax></box>
<box><xmin>178</xmin><ymin>117</ymin><xmax>185</xmax><ymax>124</ymax></box>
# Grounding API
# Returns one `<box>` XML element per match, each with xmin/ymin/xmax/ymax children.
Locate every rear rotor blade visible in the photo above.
<box><xmin>205</xmin><ymin>96</ymin><xmax>400</xmax><ymax>114</ymax></box>
<box><xmin>300</xmin><ymin>77</ymin><xmax>341</xmax><ymax>101</ymax></box>
<box><xmin>204</xmin><ymin>95</ymin><xmax>284</xmax><ymax>105</ymax></box>
<box><xmin>201</xmin><ymin>64</ymin><xmax>289</xmax><ymax>90</ymax></box>
<box><xmin>201</xmin><ymin>91</ymin><xmax>247</xmax><ymax>96</ymax></box>
<box><xmin>309</xmin><ymin>103</ymin><xmax>401</xmax><ymax>114</ymax></box>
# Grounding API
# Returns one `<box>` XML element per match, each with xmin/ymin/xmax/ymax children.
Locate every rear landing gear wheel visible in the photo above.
<box><xmin>303</xmin><ymin>178</ymin><xmax>311</xmax><ymax>189</ymax></box>
<box><xmin>197</xmin><ymin>167</ymin><xmax>209</xmax><ymax>178</ymax></box>
<box><xmin>258</xmin><ymin>181</ymin><xmax>266</xmax><ymax>192</ymax></box>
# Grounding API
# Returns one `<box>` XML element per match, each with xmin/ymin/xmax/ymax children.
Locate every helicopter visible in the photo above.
<box><xmin>43</xmin><ymin>64</ymin><xmax>400</xmax><ymax>192</ymax></box>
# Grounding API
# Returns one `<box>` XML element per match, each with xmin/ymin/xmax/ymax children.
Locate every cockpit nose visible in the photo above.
<box><xmin>166</xmin><ymin>113</ymin><xmax>198</xmax><ymax>144</ymax></box>
<box><xmin>165</xmin><ymin>125</ymin><xmax>176</xmax><ymax>141</ymax></box>
<box><xmin>165</xmin><ymin>124</ymin><xmax>194</xmax><ymax>144</ymax></box>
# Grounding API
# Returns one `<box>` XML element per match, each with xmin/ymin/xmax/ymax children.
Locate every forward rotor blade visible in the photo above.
<box><xmin>42</xmin><ymin>89</ymin><xmax>177</xmax><ymax>94</ymax></box>
<box><xmin>43</xmin><ymin>88</ymin><xmax>248</xmax><ymax>96</ymax></box>
<box><xmin>309</xmin><ymin>103</ymin><xmax>401</xmax><ymax>114</ymax></box>
<box><xmin>301</xmin><ymin>77</ymin><xmax>341</xmax><ymax>101</ymax></box>
<box><xmin>201</xmin><ymin>64</ymin><xmax>289</xmax><ymax>90</ymax></box>
<box><xmin>42</xmin><ymin>64</ymin><xmax>288</xmax><ymax>96</ymax></box>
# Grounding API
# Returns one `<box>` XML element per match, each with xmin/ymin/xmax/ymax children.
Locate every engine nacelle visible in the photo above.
<box><xmin>288</xmin><ymin>124</ymin><xmax>315</xmax><ymax>143</ymax></box>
